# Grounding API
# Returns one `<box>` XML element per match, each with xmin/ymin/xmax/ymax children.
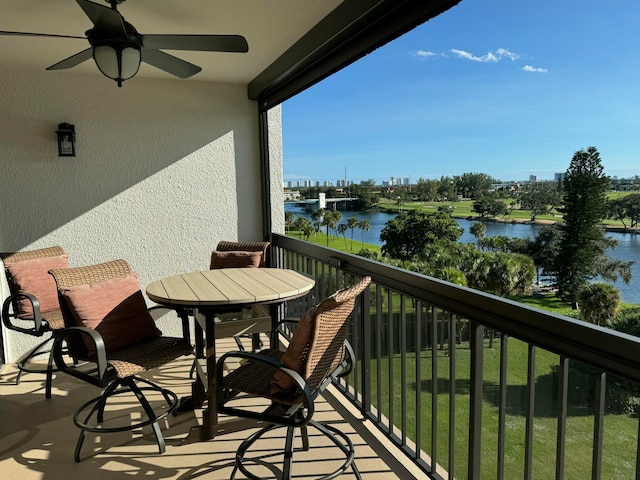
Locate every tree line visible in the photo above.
<box><xmin>287</xmin><ymin>146</ymin><xmax>637</xmax><ymax>328</ymax></box>
<box><xmin>284</xmin><ymin>209</ymin><xmax>371</xmax><ymax>250</ymax></box>
<box><xmin>293</xmin><ymin>170</ymin><xmax>640</xmax><ymax>227</ymax></box>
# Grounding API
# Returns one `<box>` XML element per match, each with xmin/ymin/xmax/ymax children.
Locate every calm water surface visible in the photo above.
<box><xmin>285</xmin><ymin>204</ymin><xmax>640</xmax><ymax>303</ymax></box>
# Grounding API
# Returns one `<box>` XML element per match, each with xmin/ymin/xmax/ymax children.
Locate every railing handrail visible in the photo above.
<box><xmin>272</xmin><ymin>233</ymin><xmax>640</xmax><ymax>384</ymax></box>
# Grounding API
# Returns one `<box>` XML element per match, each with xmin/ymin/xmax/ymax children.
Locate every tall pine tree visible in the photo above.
<box><xmin>556</xmin><ymin>146</ymin><xmax>610</xmax><ymax>306</ymax></box>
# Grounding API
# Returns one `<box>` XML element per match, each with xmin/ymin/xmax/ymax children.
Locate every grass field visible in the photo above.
<box><xmin>365</xmin><ymin>328</ymin><xmax>638</xmax><ymax>479</ymax></box>
<box><xmin>376</xmin><ymin>197</ymin><xmax>562</xmax><ymax>223</ymax></box>
<box><xmin>285</xmin><ymin>228</ymin><xmax>383</xmax><ymax>255</ymax></box>
<box><xmin>376</xmin><ymin>195</ymin><xmax>638</xmax><ymax>229</ymax></box>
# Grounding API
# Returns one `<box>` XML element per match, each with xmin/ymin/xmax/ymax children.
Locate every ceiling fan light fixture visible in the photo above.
<box><xmin>93</xmin><ymin>44</ymin><xmax>141</xmax><ymax>87</ymax></box>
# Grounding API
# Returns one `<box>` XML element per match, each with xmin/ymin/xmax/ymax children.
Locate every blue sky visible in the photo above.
<box><xmin>282</xmin><ymin>0</ymin><xmax>640</xmax><ymax>185</ymax></box>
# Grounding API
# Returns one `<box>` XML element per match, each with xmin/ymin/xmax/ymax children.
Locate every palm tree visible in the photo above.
<box><xmin>577</xmin><ymin>282</ymin><xmax>621</xmax><ymax>326</ymax></box>
<box><xmin>347</xmin><ymin>217</ymin><xmax>359</xmax><ymax>250</ymax></box>
<box><xmin>284</xmin><ymin>211</ymin><xmax>295</xmax><ymax>233</ymax></box>
<box><xmin>302</xmin><ymin>224</ymin><xmax>315</xmax><ymax>241</ymax></box>
<box><xmin>331</xmin><ymin>210</ymin><xmax>342</xmax><ymax>238</ymax></box>
<box><xmin>470</xmin><ymin>221</ymin><xmax>486</xmax><ymax>248</ymax></box>
<box><xmin>294</xmin><ymin>217</ymin><xmax>312</xmax><ymax>239</ymax></box>
<box><xmin>358</xmin><ymin>219</ymin><xmax>371</xmax><ymax>249</ymax></box>
<box><xmin>310</xmin><ymin>208</ymin><xmax>325</xmax><ymax>233</ymax></box>
<box><xmin>337</xmin><ymin>223</ymin><xmax>348</xmax><ymax>249</ymax></box>
<box><xmin>321</xmin><ymin>211</ymin><xmax>339</xmax><ymax>247</ymax></box>
<box><xmin>437</xmin><ymin>266</ymin><xmax>468</xmax><ymax>286</ymax></box>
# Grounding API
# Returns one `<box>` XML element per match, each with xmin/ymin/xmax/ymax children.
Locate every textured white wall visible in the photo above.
<box><xmin>0</xmin><ymin>70</ymin><xmax>283</xmax><ymax>362</ymax></box>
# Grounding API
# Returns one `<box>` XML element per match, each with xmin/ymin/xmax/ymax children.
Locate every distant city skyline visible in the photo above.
<box><xmin>282</xmin><ymin>0</ymin><xmax>640</xmax><ymax>185</ymax></box>
<box><xmin>283</xmin><ymin>168</ymin><xmax>640</xmax><ymax>187</ymax></box>
<box><xmin>284</xmin><ymin>172</ymin><xmax>570</xmax><ymax>188</ymax></box>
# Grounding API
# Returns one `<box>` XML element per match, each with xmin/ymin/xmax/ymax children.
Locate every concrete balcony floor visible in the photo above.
<box><xmin>0</xmin><ymin>338</ymin><xmax>429</xmax><ymax>480</ymax></box>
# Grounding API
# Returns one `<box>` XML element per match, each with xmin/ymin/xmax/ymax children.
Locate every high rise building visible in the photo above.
<box><xmin>554</xmin><ymin>172</ymin><xmax>566</xmax><ymax>183</ymax></box>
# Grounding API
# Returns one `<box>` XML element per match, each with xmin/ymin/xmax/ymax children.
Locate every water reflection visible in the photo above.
<box><xmin>285</xmin><ymin>204</ymin><xmax>639</xmax><ymax>303</ymax></box>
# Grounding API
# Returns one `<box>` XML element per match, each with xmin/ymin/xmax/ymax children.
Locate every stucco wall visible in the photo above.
<box><xmin>0</xmin><ymin>70</ymin><xmax>283</xmax><ymax>362</ymax></box>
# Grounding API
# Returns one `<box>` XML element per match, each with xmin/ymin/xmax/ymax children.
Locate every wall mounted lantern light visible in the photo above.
<box><xmin>56</xmin><ymin>123</ymin><xmax>76</xmax><ymax>157</ymax></box>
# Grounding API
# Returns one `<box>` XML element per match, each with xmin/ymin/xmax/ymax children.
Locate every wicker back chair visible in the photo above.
<box><xmin>216</xmin><ymin>276</ymin><xmax>371</xmax><ymax>480</ymax></box>
<box><xmin>49</xmin><ymin>259</ymin><xmax>192</xmax><ymax>462</ymax></box>
<box><xmin>215</xmin><ymin>240</ymin><xmax>270</xmax><ymax>264</ymax></box>
<box><xmin>213</xmin><ymin>240</ymin><xmax>271</xmax><ymax>348</ymax></box>
<box><xmin>1</xmin><ymin>246</ymin><xmax>68</xmax><ymax>397</ymax></box>
<box><xmin>186</xmin><ymin>240</ymin><xmax>271</xmax><ymax>378</ymax></box>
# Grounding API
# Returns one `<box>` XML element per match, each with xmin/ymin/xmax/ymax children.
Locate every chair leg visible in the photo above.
<box><xmin>16</xmin><ymin>336</ymin><xmax>55</xmax><ymax>386</ymax></box>
<box><xmin>282</xmin><ymin>425</ymin><xmax>296</xmax><ymax>480</ymax></box>
<box><xmin>234</xmin><ymin>423</ymin><xmax>279</xmax><ymax>480</ymax></box>
<box><xmin>300</xmin><ymin>424</ymin><xmax>310</xmax><ymax>451</ymax></box>
<box><xmin>232</xmin><ymin>335</ymin><xmax>246</xmax><ymax>351</ymax></box>
<box><xmin>233</xmin><ymin>420</ymin><xmax>360</xmax><ymax>480</ymax></box>
<box><xmin>128</xmin><ymin>378</ymin><xmax>166</xmax><ymax>454</ymax></box>
<box><xmin>74</xmin><ymin>429</ymin><xmax>86</xmax><ymax>463</ymax></box>
<box><xmin>310</xmin><ymin>420</ymin><xmax>362</xmax><ymax>480</ymax></box>
<box><xmin>72</xmin><ymin>376</ymin><xmax>177</xmax><ymax>462</ymax></box>
<box><xmin>74</xmin><ymin>379</ymin><xmax>123</xmax><ymax>463</ymax></box>
<box><xmin>44</xmin><ymin>349</ymin><xmax>54</xmax><ymax>399</ymax></box>
<box><xmin>96</xmin><ymin>379</ymin><xmax>122</xmax><ymax>423</ymax></box>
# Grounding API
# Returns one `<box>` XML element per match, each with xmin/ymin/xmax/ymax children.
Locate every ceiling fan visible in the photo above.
<box><xmin>0</xmin><ymin>0</ymin><xmax>248</xmax><ymax>87</ymax></box>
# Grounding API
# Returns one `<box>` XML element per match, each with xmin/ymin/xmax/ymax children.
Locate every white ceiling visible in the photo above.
<box><xmin>0</xmin><ymin>0</ymin><xmax>343</xmax><ymax>84</ymax></box>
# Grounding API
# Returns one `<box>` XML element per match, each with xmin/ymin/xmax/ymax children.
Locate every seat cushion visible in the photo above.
<box><xmin>107</xmin><ymin>336</ymin><xmax>193</xmax><ymax>379</ymax></box>
<box><xmin>270</xmin><ymin>306</ymin><xmax>316</xmax><ymax>395</ymax></box>
<box><xmin>4</xmin><ymin>254</ymin><xmax>69</xmax><ymax>318</ymax></box>
<box><xmin>60</xmin><ymin>273</ymin><xmax>161</xmax><ymax>354</ymax></box>
<box><xmin>210</xmin><ymin>250</ymin><xmax>263</xmax><ymax>269</ymax></box>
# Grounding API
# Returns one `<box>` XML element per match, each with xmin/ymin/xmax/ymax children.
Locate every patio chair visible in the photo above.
<box><xmin>216</xmin><ymin>275</ymin><xmax>371</xmax><ymax>480</ymax></box>
<box><xmin>211</xmin><ymin>241</ymin><xmax>271</xmax><ymax>348</ymax></box>
<box><xmin>187</xmin><ymin>241</ymin><xmax>271</xmax><ymax>378</ymax></box>
<box><xmin>49</xmin><ymin>259</ymin><xmax>193</xmax><ymax>462</ymax></box>
<box><xmin>1</xmin><ymin>246</ymin><xmax>69</xmax><ymax>398</ymax></box>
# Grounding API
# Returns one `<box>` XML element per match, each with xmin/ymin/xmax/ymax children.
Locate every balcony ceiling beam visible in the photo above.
<box><xmin>249</xmin><ymin>0</ymin><xmax>462</xmax><ymax>110</ymax></box>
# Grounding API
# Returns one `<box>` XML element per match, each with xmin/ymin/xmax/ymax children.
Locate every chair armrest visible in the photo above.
<box><xmin>337</xmin><ymin>339</ymin><xmax>356</xmax><ymax>379</ymax></box>
<box><xmin>270</xmin><ymin>317</ymin><xmax>299</xmax><ymax>347</ymax></box>
<box><xmin>147</xmin><ymin>305</ymin><xmax>191</xmax><ymax>342</ymax></box>
<box><xmin>216</xmin><ymin>350</ymin><xmax>314</xmax><ymax>426</ymax></box>
<box><xmin>52</xmin><ymin>326</ymin><xmax>112</xmax><ymax>387</ymax></box>
<box><xmin>1</xmin><ymin>293</ymin><xmax>45</xmax><ymax>335</ymax></box>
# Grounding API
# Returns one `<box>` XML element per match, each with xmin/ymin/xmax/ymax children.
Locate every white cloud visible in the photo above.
<box><xmin>412</xmin><ymin>50</ymin><xmax>438</xmax><ymax>59</ymax></box>
<box><xmin>414</xmin><ymin>47</ymin><xmax>546</xmax><ymax>74</ymax></box>
<box><xmin>450</xmin><ymin>48</ymin><xmax>521</xmax><ymax>63</ymax></box>
<box><xmin>495</xmin><ymin>48</ymin><xmax>521</xmax><ymax>61</ymax></box>
<box><xmin>522</xmin><ymin>65</ymin><xmax>548</xmax><ymax>73</ymax></box>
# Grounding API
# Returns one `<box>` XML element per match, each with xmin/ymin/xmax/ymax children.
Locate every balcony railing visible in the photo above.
<box><xmin>271</xmin><ymin>233</ymin><xmax>640</xmax><ymax>480</ymax></box>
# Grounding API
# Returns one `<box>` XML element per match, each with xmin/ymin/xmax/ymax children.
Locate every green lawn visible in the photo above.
<box><xmin>285</xmin><ymin>229</ymin><xmax>382</xmax><ymax>255</ymax></box>
<box><xmin>377</xmin><ymin>198</ymin><xmax>562</xmax><ymax>223</ymax></box>
<box><xmin>366</xmin><ymin>334</ymin><xmax>638</xmax><ymax>479</ymax></box>
<box><xmin>376</xmin><ymin>196</ymin><xmax>638</xmax><ymax>229</ymax></box>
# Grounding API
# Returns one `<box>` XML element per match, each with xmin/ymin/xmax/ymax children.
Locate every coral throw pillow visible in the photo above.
<box><xmin>4</xmin><ymin>254</ymin><xmax>69</xmax><ymax>317</ymax></box>
<box><xmin>270</xmin><ymin>307</ymin><xmax>317</xmax><ymax>395</ymax></box>
<box><xmin>60</xmin><ymin>273</ymin><xmax>161</xmax><ymax>355</ymax></box>
<box><xmin>210</xmin><ymin>250</ymin><xmax>263</xmax><ymax>269</ymax></box>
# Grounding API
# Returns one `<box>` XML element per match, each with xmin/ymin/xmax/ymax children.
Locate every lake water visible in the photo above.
<box><xmin>285</xmin><ymin>203</ymin><xmax>640</xmax><ymax>303</ymax></box>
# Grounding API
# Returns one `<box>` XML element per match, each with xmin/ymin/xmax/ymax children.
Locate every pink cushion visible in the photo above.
<box><xmin>210</xmin><ymin>250</ymin><xmax>263</xmax><ymax>269</ymax></box>
<box><xmin>60</xmin><ymin>273</ymin><xmax>161</xmax><ymax>354</ymax></box>
<box><xmin>270</xmin><ymin>307</ymin><xmax>316</xmax><ymax>395</ymax></box>
<box><xmin>4</xmin><ymin>254</ymin><xmax>69</xmax><ymax>318</ymax></box>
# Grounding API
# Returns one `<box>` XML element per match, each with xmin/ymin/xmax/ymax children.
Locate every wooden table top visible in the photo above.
<box><xmin>146</xmin><ymin>267</ymin><xmax>315</xmax><ymax>308</ymax></box>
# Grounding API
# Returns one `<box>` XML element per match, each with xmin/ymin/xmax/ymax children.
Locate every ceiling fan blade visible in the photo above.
<box><xmin>0</xmin><ymin>30</ymin><xmax>85</xmax><ymax>40</ymax></box>
<box><xmin>75</xmin><ymin>0</ymin><xmax>126</xmax><ymax>35</ymax></box>
<box><xmin>46</xmin><ymin>48</ymin><xmax>93</xmax><ymax>71</ymax></box>
<box><xmin>142</xmin><ymin>49</ymin><xmax>201</xmax><ymax>79</ymax></box>
<box><xmin>142</xmin><ymin>34</ymin><xmax>248</xmax><ymax>53</ymax></box>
